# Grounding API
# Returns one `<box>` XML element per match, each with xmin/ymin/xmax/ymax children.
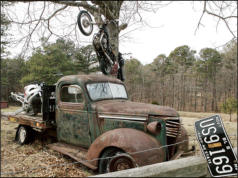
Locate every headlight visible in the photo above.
<box><xmin>147</xmin><ymin>121</ymin><xmax>161</xmax><ymax>135</ymax></box>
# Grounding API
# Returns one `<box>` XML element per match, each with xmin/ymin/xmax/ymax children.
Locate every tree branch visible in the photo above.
<box><xmin>204</xmin><ymin>5</ymin><xmax>236</xmax><ymax>38</ymax></box>
<box><xmin>48</xmin><ymin>5</ymin><xmax>68</xmax><ymax>22</ymax></box>
<box><xmin>8</xmin><ymin>4</ymin><xmax>68</xmax><ymax>25</ymax></box>
<box><xmin>22</xmin><ymin>2</ymin><xmax>46</xmax><ymax>54</ymax></box>
<box><xmin>91</xmin><ymin>1</ymin><xmax>116</xmax><ymax>20</ymax></box>
<box><xmin>49</xmin><ymin>0</ymin><xmax>99</xmax><ymax>13</ymax></box>
<box><xmin>194</xmin><ymin>1</ymin><xmax>206</xmax><ymax>35</ymax></box>
<box><xmin>195</xmin><ymin>1</ymin><xmax>237</xmax><ymax>38</ymax></box>
<box><xmin>119</xmin><ymin>23</ymin><xmax>128</xmax><ymax>32</ymax></box>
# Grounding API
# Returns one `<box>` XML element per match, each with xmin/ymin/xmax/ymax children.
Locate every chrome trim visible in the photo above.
<box><xmin>98</xmin><ymin>114</ymin><xmax>147</xmax><ymax>121</ymax></box>
<box><xmin>165</xmin><ymin>118</ymin><xmax>180</xmax><ymax>137</ymax></box>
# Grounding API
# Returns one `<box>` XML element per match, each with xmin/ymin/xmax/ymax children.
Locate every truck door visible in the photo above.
<box><xmin>56</xmin><ymin>84</ymin><xmax>91</xmax><ymax>148</ymax></box>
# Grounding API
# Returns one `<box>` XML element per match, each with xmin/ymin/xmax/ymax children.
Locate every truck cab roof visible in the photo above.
<box><xmin>57</xmin><ymin>74</ymin><xmax>124</xmax><ymax>85</ymax></box>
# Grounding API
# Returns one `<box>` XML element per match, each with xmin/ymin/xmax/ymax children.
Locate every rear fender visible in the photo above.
<box><xmin>86</xmin><ymin>128</ymin><xmax>166</xmax><ymax>168</ymax></box>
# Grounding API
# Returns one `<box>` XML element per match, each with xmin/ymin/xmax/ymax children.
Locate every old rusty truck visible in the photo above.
<box><xmin>8</xmin><ymin>74</ymin><xmax>190</xmax><ymax>173</ymax></box>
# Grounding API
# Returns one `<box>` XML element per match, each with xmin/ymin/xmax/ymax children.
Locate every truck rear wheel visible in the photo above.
<box><xmin>16</xmin><ymin>125</ymin><xmax>34</xmax><ymax>145</ymax></box>
<box><xmin>99</xmin><ymin>147</ymin><xmax>136</xmax><ymax>174</ymax></box>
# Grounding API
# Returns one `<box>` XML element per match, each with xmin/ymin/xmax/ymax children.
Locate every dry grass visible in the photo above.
<box><xmin>178</xmin><ymin>111</ymin><xmax>237</xmax><ymax>156</ymax></box>
<box><xmin>1</xmin><ymin>107</ymin><xmax>94</xmax><ymax>177</ymax></box>
<box><xmin>178</xmin><ymin>111</ymin><xmax>237</xmax><ymax>122</ymax></box>
<box><xmin>1</xmin><ymin>107</ymin><xmax>237</xmax><ymax>176</ymax></box>
<box><xmin>1</xmin><ymin>106</ymin><xmax>21</xmax><ymax>112</ymax></box>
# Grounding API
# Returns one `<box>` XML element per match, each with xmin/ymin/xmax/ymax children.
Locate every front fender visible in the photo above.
<box><xmin>86</xmin><ymin>128</ymin><xmax>166</xmax><ymax>168</ymax></box>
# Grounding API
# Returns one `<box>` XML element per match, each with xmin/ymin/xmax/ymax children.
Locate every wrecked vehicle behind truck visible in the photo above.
<box><xmin>8</xmin><ymin>74</ymin><xmax>190</xmax><ymax>173</ymax></box>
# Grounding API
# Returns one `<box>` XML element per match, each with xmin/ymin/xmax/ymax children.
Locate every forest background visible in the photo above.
<box><xmin>1</xmin><ymin>37</ymin><xmax>237</xmax><ymax>114</ymax></box>
<box><xmin>1</xmin><ymin>1</ymin><xmax>237</xmax><ymax>114</ymax></box>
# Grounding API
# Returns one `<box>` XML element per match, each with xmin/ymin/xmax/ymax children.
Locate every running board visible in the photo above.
<box><xmin>47</xmin><ymin>142</ymin><xmax>97</xmax><ymax>170</ymax></box>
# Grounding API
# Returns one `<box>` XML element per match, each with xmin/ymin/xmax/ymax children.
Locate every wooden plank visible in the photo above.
<box><xmin>8</xmin><ymin>115</ymin><xmax>50</xmax><ymax>129</ymax></box>
<box><xmin>92</xmin><ymin>148</ymin><xmax>237</xmax><ymax>177</ymax></box>
<box><xmin>92</xmin><ymin>156</ymin><xmax>208</xmax><ymax>177</ymax></box>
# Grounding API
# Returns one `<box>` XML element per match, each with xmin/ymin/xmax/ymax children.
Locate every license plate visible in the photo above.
<box><xmin>194</xmin><ymin>115</ymin><xmax>237</xmax><ymax>177</ymax></box>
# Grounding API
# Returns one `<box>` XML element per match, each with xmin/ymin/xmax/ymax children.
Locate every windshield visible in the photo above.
<box><xmin>86</xmin><ymin>82</ymin><xmax>128</xmax><ymax>101</ymax></box>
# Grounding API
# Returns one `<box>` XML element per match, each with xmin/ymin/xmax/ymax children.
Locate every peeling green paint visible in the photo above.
<box><xmin>57</xmin><ymin>110</ymin><xmax>91</xmax><ymax>147</ymax></box>
<box><xmin>55</xmin><ymin>75</ymin><xmax>178</xmax><ymax>155</ymax></box>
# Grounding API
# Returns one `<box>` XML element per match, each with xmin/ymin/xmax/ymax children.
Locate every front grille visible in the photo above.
<box><xmin>165</xmin><ymin>118</ymin><xmax>181</xmax><ymax>138</ymax></box>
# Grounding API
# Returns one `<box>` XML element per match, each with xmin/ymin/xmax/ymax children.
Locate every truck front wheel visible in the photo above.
<box><xmin>16</xmin><ymin>125</ymin><xmax>34</xmax><ymax>145</ymax></box>
<box><xmin>99</xmin><ymin>147</ymin><xmax>136</xmax><ymax>174</ymax></box>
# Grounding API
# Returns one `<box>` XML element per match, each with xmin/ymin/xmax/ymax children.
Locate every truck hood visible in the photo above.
<box><xmin>93</xmin><ymin>100</ymin><xmax>178</xmax><ymax>117</ymax></box>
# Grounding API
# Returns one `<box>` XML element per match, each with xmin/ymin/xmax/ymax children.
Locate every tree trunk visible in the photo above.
<box><xmin>203</xmin><ymin>78</ymin><xmax>207</xmax><ymax>112</ymax></box>
<box><xmin>224</xmin><ymin>79</ymin><xmax>227</xmax><ymax>103</ymax></box>
<box><xmin>183</xmin><ymin>74</ymin><xmax>186</xmax><ymax>111</ymax></box>
<box><xmin>211</xmin><ymin>65</ymin><xmax>218</xmax><ymax>112</ymax></box>
<box><xmin>86</xmin><ymin>2</ymin><xmax>121</xmax><ymax>62</ymax></box>
<box><xmin>161</xmin><ymin>76</ymin><xmax>165</xmax><ymax>105</ymax></box>
<box><xmin>172</xmin><ymin>75</ymin><xmax>175</xmax><ymax>108</ymax></box>
<box><xmin>194</xmin><ymin>77</ymin><xmax>197</xmax><ymax>112</ymax></box>
<box><xmin>234</xmin><ymin>71</ymin><xmax>237</xmax><ymax>98</ymax></box>
<box><xmin>212</xmin><ymin>74</ymin><xmax>217</xmax><ymax>112</ymax></box>
<box><xmin>107</xmin><ymin>22</ymin><xmax>119</xmax><ymax>58</ymax></box>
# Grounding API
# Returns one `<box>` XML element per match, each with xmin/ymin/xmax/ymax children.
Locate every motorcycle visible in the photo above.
<box><xmin>77</xmin><ymin>10</ymin><xmax>125</xmax><ymax>81</ymax></box>
<box><xmin>10</xmin><ymin>83</ymin><xmax>44</xmax><ymax>116</ymax></box>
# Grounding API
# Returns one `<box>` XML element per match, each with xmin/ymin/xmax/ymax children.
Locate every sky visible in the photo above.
<box><xmin>5</xmin><ymin>1</ymin><xmax>236</xmax><ymax>65</ymax></box>
<box><xmin>119</xmin><ymin>1</ymin><xmax>236</xmax><ymax>65</ymax></box>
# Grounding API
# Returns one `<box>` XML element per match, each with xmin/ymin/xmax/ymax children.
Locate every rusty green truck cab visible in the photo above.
<box><xmin>54</xmin><ymin>74</ymin><xmax>189</xmax><ymax>173</ymax></box>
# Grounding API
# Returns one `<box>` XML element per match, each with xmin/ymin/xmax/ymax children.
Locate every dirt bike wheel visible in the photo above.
<box><xmin>100</xmin><ymin>60</ymin><xmax>112</xmax><ymax>75</ymax></box>
<box><xmin>77</xmin><ymin>10</ymin><xmax>93</xmax><ymax>36</ymax></box>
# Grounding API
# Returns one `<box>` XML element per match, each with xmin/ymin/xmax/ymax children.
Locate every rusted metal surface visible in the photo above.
<box><xmin>57</xmin><ymin>74</ymin><xmax>123</xmax><ymax>86</ymax></box>
<box><xmin>47</xmin><ymin>142</ymin><xmax>97</xmax><ymax>170</ymax></box>
<box><xmin>57</xmin><ymin>74</ymin><xmax>178</xmax><ymax>116</ymax></box>
<box><xmin>9</xmin><ymin>74</ymin><xmax>189</xmax><ymax>172</ymax></box>
<box><xmin>54</xmin><ymin>74</ymin><xmax>185</xmax><ymax>168</ymax></box>
<box><xmin>98</xmin><ymin>116</ymin><xmax>147</xmax><ymax>134</ymax></box>
<box><xmin>175</xmin><ymin>126</ymin><xmax>189</xmax><ymax>152</ymax></box>
<box><xmin>92</xmin><ymin>100</ymin><xmax>178</xmax><ymax>117</ymax></box>
<box><xmin>56</xmin><ymin>79</ymin><xmax>92</xmax><ymax>147</ymax></box>
<box><xmin>108</xmin><ymin>153</ymin><xmax>137</xmax><ymax>172</ymax></box>
<box><xmin>165</xmin><ymin>118</ymin><xmax>181</xmax><ymax>138</ymax></box>
<box><xmin>165</xmin><ymin>118</ymin><xmax>181</xmax><ymax>159</ymax></box>
<box><xmin>0</xmin><ymin>101</ymin><xmax>8</xmax><ymax>108</ymax></box>
<box><xmin>56</xmin><ymin>106</ymin><xmax>91</xmax><ymax>147</ymax></box>
<box><xmin>8</xmin><ymin>114</ymin><xmax>50</xmax><ymax>130</ymax></box>
<box><xmin>147</xmin><ymin>121</ymin><xmax>161</xmax><ymax>135</ymax></box>
<box><xmin>86</xmin><ymin>128</ymin><xmax>166</xmax><ymax>168</ymax></box>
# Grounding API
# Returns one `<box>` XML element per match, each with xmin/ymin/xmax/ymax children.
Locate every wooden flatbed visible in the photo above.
<box><xmin>8</xmin><ymin>114</ymin><xmax>53</xmax><ymax>131</ymax></box>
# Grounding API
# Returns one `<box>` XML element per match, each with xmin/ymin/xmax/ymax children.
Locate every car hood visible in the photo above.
<box><xmin>93</xmin><ymin>100</ymin><xmax>179</xmax><ymax>117</ymax></box>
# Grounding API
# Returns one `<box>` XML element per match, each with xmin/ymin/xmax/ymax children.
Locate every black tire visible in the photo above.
<box><xmin>100</xmin><ymin>60</ymin><xmax>112</xmax><ymax>75</ymax></box>
<box><xmin>99</xmin><ymin>147</ymin><xmax>135</xmax><ymax>174</ymax></box>
<box><xmin>77</xmin><ymin>10</ymin><xmax>93</xmax><ymax>36</ymax></box>
<box><xmin>117</xmin><ymin>67</ymin><xmax>125</xmax><ymax>81</ymax></box>
<box><xmin>16</xmin><ymin>125</ymin><xmax>34</xmax><ymax>145</ymax></box>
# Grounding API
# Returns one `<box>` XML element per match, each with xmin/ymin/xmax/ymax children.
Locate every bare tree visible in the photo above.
<box><xmin>3</xmin><ymin>1</ymin><xmax>236</xmax><ymax>58</ymax></box>
<box><xmin>195</xmin><ymin>1</ymin><xmax>237</xmax><ymax>40</ymax></box>
<box><xmin>3</xmin><ymin>1</ymin><xmax>169</xmax><ymax>58</ymax></box>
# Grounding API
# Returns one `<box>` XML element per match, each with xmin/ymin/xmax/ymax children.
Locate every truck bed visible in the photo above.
<box><xmin>8</xmin><ymin>114</ymin><xmax>53</xmax><ymax>130</ymax></box>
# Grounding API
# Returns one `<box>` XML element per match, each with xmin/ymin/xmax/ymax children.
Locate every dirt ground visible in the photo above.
<box><xmin>1</xmin><ymin>107</ymin><xmax>237</xmax><ymax>177</ymax></box>
<box><xmin>178</xmin><ymin>111</ymin><xmax>237</xmax><ymax>156</ymax></box>
<box><xmin>1</xmin><ymin>107</ymin><xmax>94</xmax><ymax>177</ymax></box>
